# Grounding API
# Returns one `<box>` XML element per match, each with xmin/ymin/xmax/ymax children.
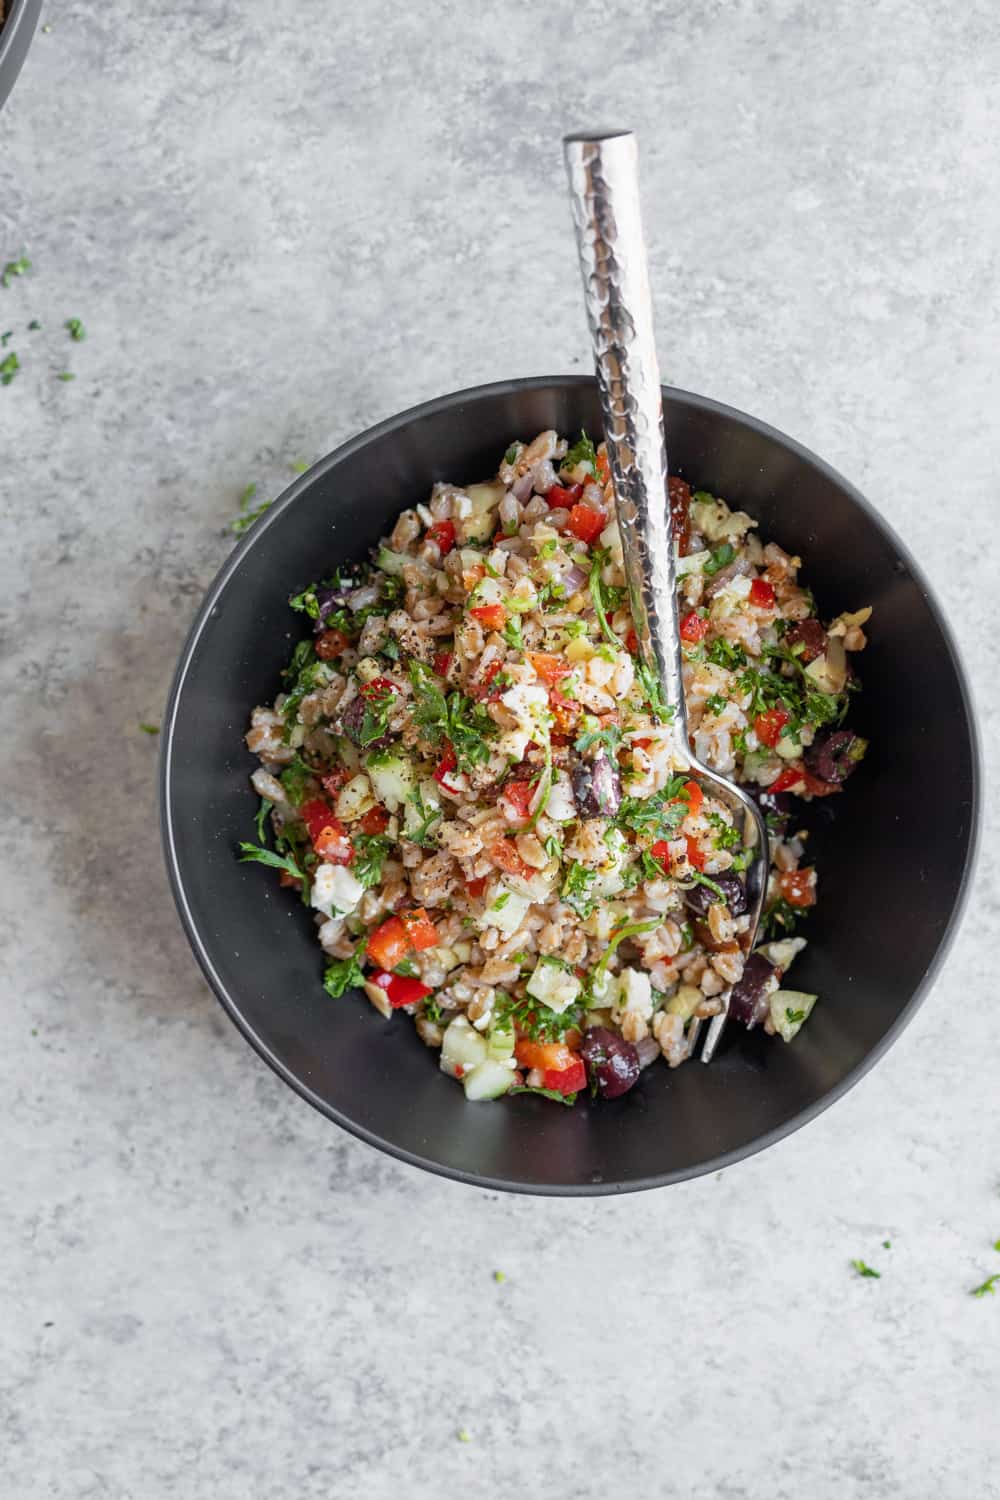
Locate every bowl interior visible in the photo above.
<box><xmin>0</xmin><ymin>0</ymin><xmax>43</xmax><ymax>111</ymax></box>
<box><xmin>162</xmin><ymin>378</ymin><xmax>977</xmax><ymax>1193</ymax></box>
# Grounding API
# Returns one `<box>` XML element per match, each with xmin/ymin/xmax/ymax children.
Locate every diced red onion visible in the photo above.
<box><xmin>562</xmin><ymin>563</ymin><xmax>588</xmax><ymax>592</ymax></box>
<box><xmin>512</xmin><ymin>471</ymin><xmax>535</xmax><ymax>502</ymax></box>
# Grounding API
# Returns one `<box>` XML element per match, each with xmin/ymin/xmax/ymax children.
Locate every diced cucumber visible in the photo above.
<box><xmin>336</xmin><ymin>773</ymin><xmax>376</xmax><ymax>821</ymax></box>
<box><xmin>769</xmin><ymin>989</ymin><xmax>818</xmax><ymax>1042</ymax></box>
<box><xmin>525</xmin><ymin>958</ymin><xmax>582</xmax><ymax>1014</ymax></box>
<box><xmin>667</xmin><ymin>983</ymin><xmax>702</xmax><ymax>1022</ymax></box>
<box><xmin>460</xmin><ymin>509</ymin><xmax>495</xmax><ymax>543</ymax></box>
<box><xmin>375</xmin><ymin>546</ymin><xmax>409</xmax><ymax>576</ymax></box>
<box><xmin>487</xmin><ymin>1024</ymin><xmax>515</xmax><ymax>1061</ymax></box>
<box><xmin>440</xmin><ymin>1015</ymin><xmax>489</xmax><ymax>1078</ymax></box>
<box><xmin>466</xmin><ymin>480</ymin><xmax>505</xmax><ymax>515</ymax></box>
<box><xmin>477</xmin><ymin>882</ymin><xmax>530</xmax><ymax>936</ymax></box>
<box><xmin>403</xmin><ymin>778</ymin><xmax>442</xmax><ymax>837</ymax></box>
<box><xmin>366</xmin><ymin>750</ymin><xmax>416</xmax><ymax>812</ymax></box>
<box><xmin>462</xmin><ymin>1058</ymin><xmax>516</xmax><ymax>1101</ymax></box>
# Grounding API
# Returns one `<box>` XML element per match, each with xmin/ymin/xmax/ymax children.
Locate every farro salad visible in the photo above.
<box><xmin>241</xmin><ymin>430</ymin><xmax>869</xmax><ymax>1105</ymax></box>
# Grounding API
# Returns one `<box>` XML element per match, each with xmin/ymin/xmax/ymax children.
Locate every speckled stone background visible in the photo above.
<box><xmin>2</xmin><ymin>2</ymin><xmax>998</xmax><ymax>1496</ymax></box>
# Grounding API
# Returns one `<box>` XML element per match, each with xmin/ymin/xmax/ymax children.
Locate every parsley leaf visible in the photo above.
<box><xmin>851</xmin><ymin>1259</ymin><xmax>881</xmax><ymax>1280</ymax></box>
<box><xmin>406</xmin><ymin>784</ymin><xmax>442</xmax><ymax>848</ymax></box>
<box><xmin>255</xmin><ymin>798</ymin><xmax>273</xmax><ymax>842</ymax></box>
<box><xmin>323</xmin><ymin>953</ymin><xmax>365</xmax><ymax>998</ymax></box>
<box><xmin>574</xmin><ymin>715</ymin><xmax>622</xmax><ymax>756</ymax></box>
<box><xmin>560</xmin><ymin>860</ymin><xmax>597</xmax><ymax>917</ymax></box>
<box><xmin>358</xmin><ymin>681</ymin><xmax>398</xmax><ymax>747</ymax></box>
<box><xmin>351</xmin><ymin>834</ymin><xmax>392</xmax><ymax>889</ymax></box>
<box><xmin>703</xmin><ymin>542</ymin><xmax>736</xmax><ymax>576</ymax></box>
<box><xmin>231</xmin><ymin>481</ymin><xmax>272</xmax><ymax>535</ymax></box>
<box><xmin>617</xmin><ymin>775</ymin><xmax>689</xmax><ymax>843</ymax></box>
<box><xmin>1</xmin><ymin>255</ymin><xmax>31</xmax><ymax>287</ymax></box>
<box><xmin>139</xmin><ymin>722</ymin><xmax>160</xmax><ymax>736</ymax></box>
<box><xmin>65</xmin><ymin>317</ymin><xmax>86</xmax><ymax>342</ymax></box>
<box><xmin>237</xmin><ymin>840</ymin><xmax>312</xmax><ymax>902</ymax></box>
<box><xmin>503</xmin><ymin>442</ymin><xmax>521</xmax><ymax>466</ymax></box>
<box><xmin>279</xmin><ymin>754</ymin><xmax>315</xmax><ymax>807</ymax></box>
<box><xmin>0</xmin><ymin>351</ymin><xmax>20</xmax><ymax>385</ymax></box>
<box><xmin>563</xmin><ymin>429</ymin><xmax>598</xmax><ymax>477</ymax></box>
<box><xmin>509</xmin><ymin>1085</ymin><xmax>578</xmax><ymax>1106</ymax></box>
<box><xmin>759</xmin><ymin>896</ymin><xmax>804</xmax><ymax>939</ymax></box>
<box><xmin>493</xmin><ymin>990</ymin><xmax>584</xmax><ymax>1044</ymax></box>
<box><xmin>706</xmin><ymin>637</ymin><xmax>747</xmax><ymax>670</ymax></box>
<box><xmin>408</xmin><ymin>660</ymin><xmax>494</xmax><ymax>772</ymax></box>
<box><xmin>971</xmin><ymin>1273</ymin><xmax>1000</xmax><ymax>1299</ymax></box>
<box><xmin>588</xmin><ymin>550</ymin><xmax>622</xmax><ymax>649</ymax></box>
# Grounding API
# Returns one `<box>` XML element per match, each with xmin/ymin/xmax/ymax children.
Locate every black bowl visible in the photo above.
<box><xmin>0</xmin><ymin>0</ymin><xmax>42</xmax><ymax>112</ymax></box>
<box><xmin>161</xmin><ymin>377</ymin><xmax>979</xmax><ymax>1194</ymax></box>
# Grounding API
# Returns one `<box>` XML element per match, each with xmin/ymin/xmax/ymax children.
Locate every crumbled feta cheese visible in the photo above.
<box><xmin>525</xmin><ymin>959</ymin><xmax>582</xmax><ymax>1014</ymax></box>
<box><xmin>312</xmin><ymin>863</ymin><xmax>364</xmax><ymax>918</ymax></box>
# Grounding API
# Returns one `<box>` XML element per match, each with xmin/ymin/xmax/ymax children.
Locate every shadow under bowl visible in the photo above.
<box><xmin>160</xmin><ymin>377</ymin><xmax>979</xmax><ymax>1195</ymax></box>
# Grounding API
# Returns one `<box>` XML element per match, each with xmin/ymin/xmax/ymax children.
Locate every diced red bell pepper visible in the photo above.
<box><xmin>680</xmin><ymin>610</ymin><xmax>708</xmax><ymax>643</ymax></box>
<box><xmin>399</xmin><ymin>907</ymin><xmax>439</xmax><ymax>951</ymax></box>
<box><xmin>366</xmin><ymin>916</ymin><xmax>410</xmax><ymax>971</ymax></box>
<box><xmin>768</xmin><ymin>765</ymin><xmax>806</xmax><ymax>794</ymax></box>
<box><xmin>685</xmin><ymin>836</ymin><xmax>706</xmax><ymax>871</ymax></box>
<box><xmin>314</xmin><ymin>820</ymin><xmax>353</xmax><ymax>864</ymax></box>
<box><xmin>527</xmin><ymin>652</ymin><xmax>571</xmax><ymax>685</ymax></box>
<box><xmin>490</xmin><ymin>839</ymin><xmax>534</xmax><ymax>880</ymax></box>
<box><xmin>565</xmin><ymin>503</ymin><xmax>606</xmax><ymax>544</ymax></box>
<box><xmin>470</xmin><ymin>604</ymin><xmax>507</xmax><ymax>630</ymax></box>
<box><xmin>674</xmin><ymin>779</ymin><xmax>703</xmax><ymax>818</ymax></box>
<box><xmin>596</xmin><ymin>450</ymin><xmax>610</xmax><ymax>483</ymax></box>
<box><xmin>465</xmin><ymin>876</ymin><xmax>488</xmax><ymax>899</ymax></box>
<box><xmin>515</xmin><ymin>1038</ymin><xmax>576</xmax><ymax>1072</ymax></box>
<box><xmin>749</xmin><ymin>577</ymin><xmax>776</xmax><ymax>608</ymax></box>
<box><xmin>433</xmin><ymin>743</ymin><xmax>461</xmax><ymax>790</ymax></box>
<box><xmin>432</xmin><ymin>651</ymin><xmax>453</xmax><ymax>678</ymax></box>
<box><xmin>651</xmin><ymin>839</ymin><xmax>672</xmax><ymax>867</ymax></box>
<box><xmin>542</xmin><ymin>1057</ymin><xmax>587</xmax><ymax>1094</ymax></box>
<box><xmin>547</xmin><ymin>684</ymin><xmax>581</xmax><ymax>735</ymax></box>
<box><xmin>544</xmin><ymin>483</ymin><xmax>583</xmax><ymax>509</ymax></box>
<box><xmin>301</xmin><ymin>797</ymin><xmax>340</xmax><ymax>848</ymax></box>
<box><xmin>360</xmin><ymin>676</ymin><xmax>398</xmax><ymax>701</ymax></box>
<box><xmin>502</xmin><ymin>779</ymin><xmax>536</xmax><ymax>819</ymax></box>
<box><xmin>315</xmin><ymin>628</ymin><xmax>350</xmax><ymax>661</ymax></box>
<box><xmin>625</xmin><ymin>628</ymin><xmax>639</xmax><ymax>656</ymax></box>
<box><xmin>358</xmin><ymin>805</ymin><xmax>390</xmax><ymax>835</ymax></box>
<box><xmin>633</xmin><ymin>736</ymin><xmax>654</xmax><ymax>751</ymax></box>
<box><xmin>779</xmin><ymin>868</ymin><xmax>817</xmax><ymax>908</ymax></box>
<box><xmin>426</xmin><ymin>519</ymin><xmax>456</xmax><ymax>555</ymax></box>
<box><xmin>754</xmin><ymin>708</ymin><xmax>790</xmax><ymax>748</ymax></box>
<box><xmin>370</xmin><ymin>970</ymin><xmax>434</xmax><ymax>1008</ymax></box>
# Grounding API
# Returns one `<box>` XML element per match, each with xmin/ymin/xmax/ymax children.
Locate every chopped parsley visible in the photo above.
<box><xmin>279</xmin><ymin>754</ymin><xmax>315</xmax><ymax>807</ymax></box>
<box><xmin>351</xmin><ymin>834</ymin><xmax>392</xmax><ymax>889</ymax></box>
<box><xmin>542</xmin><ymin>834</ymin><xmax>563</xmax><ymax>861</ymax></box>
<box><xmin>323</xmin><ymin>953</ymin><xmax>365</xmax><ymax>998</ymax></box>
<box><xmin>237</xmin><ymin>840</ymin><xmax>312</xmax><ymax>902</ymax></box>
<box><xmin>282</xmin><ymin>638</ymin><xmax>317</xmax><ymax>682</ymax></box>
<box><xmin>635</xmin><ymin>659</ymin><xmax>671</xmax><ymax>724</ymax></box>
<box><xmin>702</xmin><ymin>542</ymin><xmax>736</xmax><ymax>576</ymax></box>
<box><xmin>509</xmin><ymin>1085</ymin><xmax>577</xmax><ymax>1105</ymax></box>
<box><xmin>704</xmin><ymin>693</ymin><xmax>728</xmax><ymax>716</ymax></box>
<box><xmin>139</xmin><ymin>722</ymin><xmax>160</xmax><ymax>736</ymax></box>
<box><xmin>493</xmin><ymin>990</ymin><xmax>583</xmax><ymax>1043</ymax></box>
<box><xmin>503</xmin><ymin>614</ymin><xmax>524</xmax><ymax>650</ymax></box>
<box><xmin>358</xmin><ymin>681</ymin><xmax>398</xmax><ymax>747</ymax></box>
<box><xmin>56</xmin><ymin>372</ymin><xmax>76</xmax><ymax>382</ymax></box>
<box><xmin>759</xmin><ymin>896</ymin><xmax>805</xmax><ymax>939</ymax></box>
<box><xmin>589</xmin><ymin>550</ymin><xmax>622</xmax><ymax>648</ymax></box>
<box><xmin>0</xmin><ymin>351</ymin><xmax>20</xmax><ymax>385</ymax></box>
<box><xmin>231</xmin><ymin>482</ymin><xmax>272</xmax><ymax>536</ymax></box>
<box><xmin>971</xmin><ymin>1273</ymin><xmax>1000</xmax><ymax>1299</ymax></box>
<box><xmin>255</xmin><ymin>798</ymin><xmax>273</xmax><ymax>842</ymax></box>
<box><xmin>851</xmin><ymin>1259</ymin><xmax>881</xmax><ymax>1280</ymax></box>
<box><xmin>503</xmin><ymin>442</ymin><xmax>521</xmax><ymax>466</ymax></box>
<box><xmin>706</xmin><ymin>637</ymin><xmax>747</xmax><ymax>670</ymax></box>
<box><xmin>64</xmin><ymin>317</ymin><xmax>86</xmax><ymax>342</ymax></box>
<box><xmin>421</xmin><ymin>995</ymin><xmax>444</xmax><ymax>1024</ymax></box>
<box><xmin>406</xmin><ymin>784</ymin><xmax>442</xmax><ymax>848</ymax></box>
<box><xmin>408</xmin><ymin>659</ymin><xmax>495</xmax><ymax>772</ymax></box>
<box><xmin>589</xmin><ymin>918</ymin><xmax>660</xmax><ymax>995</ymax></box>
<box><xmin>617</xmin><ymin>775</ymin><xmax>689</xmax><ymax>844</ymax></box>
<box><xmin>563</xmin><ymin>429</ymin><xmax>598</xmax><ymax>477</ymax></box>
<box><xmin>785</xmin><ymin>1006</ymin><xmax>806</xmax><ymax>1025</ymax></box>
<box><xmin>560</xmin><ymin>860</ymin><xmax>597</xmax><ymax>917</ymax></box>
<box><xmin>1</xmin><ymin>255</ymin><xmax>31</xmax><ymax>287</ymax></box>
<box><xmin>491</xmin><ymin>892</ymin><xmax>511</xmax><ymax>912</ymax></box>
<box><xmin>574</xmin><ymin>715</ymin><xmax>622</xmax><ymax>756</ymax></box>
<box><xmin>707</xmin><ymin>811</ymin><xmax>741</xmax><ymax>850</ymax></box>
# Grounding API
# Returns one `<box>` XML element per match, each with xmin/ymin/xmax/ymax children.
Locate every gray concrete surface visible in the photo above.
<box><xmin>2</xmin><ymin>2</ymin><xmax>999</xmax><ymax>1496</ymax></box>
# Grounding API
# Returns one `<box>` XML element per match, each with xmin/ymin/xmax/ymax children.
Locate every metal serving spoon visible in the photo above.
<box><xmin>563</xmin><ymin>128</ymin><xmax>768</xmax><ymax>1063</ymax></box>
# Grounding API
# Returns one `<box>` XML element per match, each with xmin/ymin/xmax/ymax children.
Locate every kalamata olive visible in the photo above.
<box><xmin>729</xmin><ymin>953</ymin><xmax>778</xmax><ymax>1028</ymax></box>
<box><xmin>804</xmin><ymin>729</ymin><xmax>867</xmax><ymax>785</ymax></box>
<box><xmin>312</xmin><ymin>584</ymin><xmax>355</xmax><ymax>633</ymax></box>
<box><xmin>580</xmin><ymin>1026</ymin><xmax>641</xmax><ymax>1099</ymax></box>
<box><xmin>340</xmin><ymin>695</ymin><xmax>393</xmax><ymax>750</ymax></box>
<box><xmin>784</xmin><ymin>618</ymin><xmax>827</xmax><ymax>662</ymax></box>
<box><xmin>742</xmin><ymin>785</ymin><xmax>794</xmax><ymax>837</ymax></box>
<box><xmin>669</xmin><ymin>474</ymin><xmax>692</xmax><ymax>555</ymax></box>
<box><xmin>571</xmin><ymin>749</ymin><xmax>622</xmax><ymax>818</ymax></box>
<box><xmin>684</xmin><ymin>871</ymin><xmax>747</xmax><ymax>918</ymax></box>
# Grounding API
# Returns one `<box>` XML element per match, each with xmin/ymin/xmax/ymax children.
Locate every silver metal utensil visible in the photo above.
<box><xmin>563</xmin><ymin>127</ymin><xmax>768</xmax><ymax>1063</ymax></box>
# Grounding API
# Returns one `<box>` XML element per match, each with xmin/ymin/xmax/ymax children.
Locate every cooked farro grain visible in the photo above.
<box><xmin>240</xmin><ymin>430</ymin><xmax>869</xmax><ymax>1104</ymax></box>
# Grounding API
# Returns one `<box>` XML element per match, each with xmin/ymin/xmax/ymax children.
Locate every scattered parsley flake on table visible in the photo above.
<box><xmin>493</xmin><ymin>1270</ymin><xmax>506</xmax><ymax>1283</ymax></box>
<box><xmin>1</xmin><ymin>255</ymin><xmax>31</xmax><ymax>287</ymax></box>
<box><xmin>851</xmin><ymin>1259</ymin><xmax>881</xmax><ymax>1279</ymax></box>
<box><xmin>457</xmin><ymin>1428</ymin><xmax>472</xmax><ymax>1443</ymax></box>
<box><xmin>231</xmin><ymin>482</ymin><xmax>271</xmax><ymax>535</ymax></box>
<box><xmin>139</xmin><ymin>723</ymin><xmax>160</xmax><ymax>735</ymax></box>
<box><xmin>0</xmin><ymin>351</ymin><xmax>20</xmax><ymax>385</ymax></box>
<box><xmin>971</xmin><ymin>1273</ymin><xmax>999</xmax><ymax>1299</ymax></box>
<box><xmin>56</xmin><ymin>372</ymin><xmax>75</xmax><ymax>382</ymax></box>
<box><xmin>65</xmin><ymin>317</ymin><xmax>86</xmax><ymax>342</ymax></box>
